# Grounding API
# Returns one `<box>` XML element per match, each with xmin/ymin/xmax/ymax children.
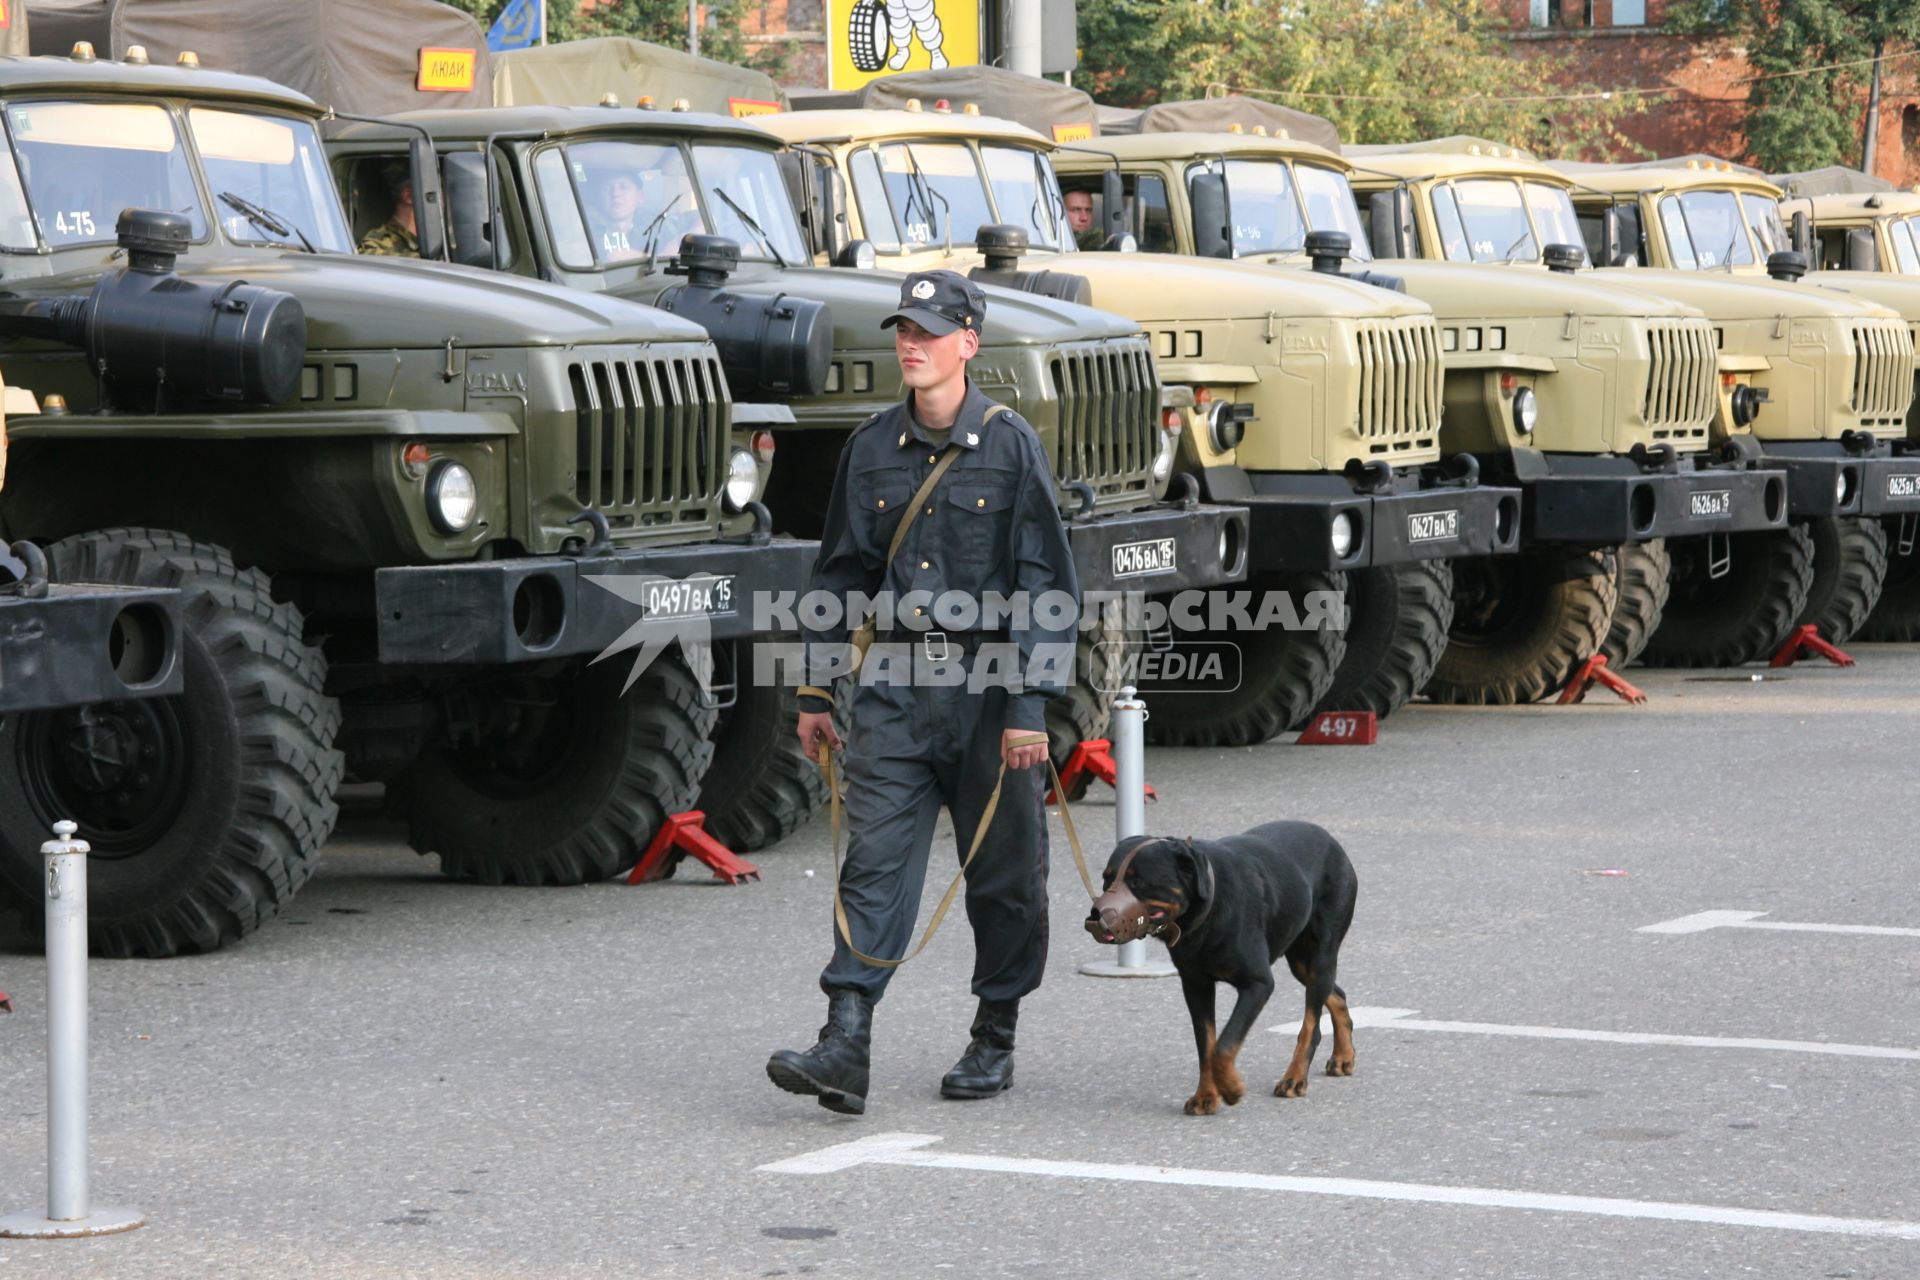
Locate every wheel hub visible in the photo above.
<box><xmin>24</xmin><ymin>697</ymin><xmax>191</xmax><ymax>858</ymax></box>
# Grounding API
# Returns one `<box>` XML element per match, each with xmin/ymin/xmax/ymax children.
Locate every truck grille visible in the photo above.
<box><xmin>567</xmin><ymin>353</ymin><xmax>729</xmax><ymax>522</ymax></box>
<box><xmin>1641</xmin><ymin>319</ymin><xmax>1716</xmax><ymax>437</ymax></box>
<box><xmin>1848</xmin><ymin>320</ymin><xmax>1914</xmax><ymax>430</ymax></box>
<box><xmin>1047</xmin><ymin>337</ymin><xmax>1159</xmax><ymax>500</ymax></box>
<box><xmin>1354</xmin><ymin>317</ymin><xmax>1442</xmax><ymax>451</ymax></box>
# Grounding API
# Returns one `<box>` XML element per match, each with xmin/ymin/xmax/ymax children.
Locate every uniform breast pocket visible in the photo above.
<box><xmin>852</xmin><ymin>468</ymin><xmax>913</xmax><ymax>565</ymax></box>
<box><xmin>946</xmin><ymin>471</ymin><xmax>1018</xmax><ymax>567</ymax></box>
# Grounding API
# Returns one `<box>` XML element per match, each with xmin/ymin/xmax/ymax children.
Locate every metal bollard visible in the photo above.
<box><xmin>0</xmin><ymin>821</ymin><xmax>145</xmax><ymax>1239</ymax></box>
<box><xmin>1080</xmin><ymin>687</ymin><xmax>1176</xmax><ymax>979</ymax></box>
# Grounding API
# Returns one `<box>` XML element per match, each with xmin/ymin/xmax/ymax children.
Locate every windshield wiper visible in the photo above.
<box><xmin>711</xmin><ymin>187</ymin><xmax>786</xmax><ymax>267</ymax></box>
<box><xmin>638</xmin><ymin>193</ymin><xmax>686</xmax><ymax>274</ymax></box>
<box><xmin>219</xmin><ymin>191</ymin><xmax>314</xmax><ymax>252</ymax></box>
<box><xmin>1500</xmin><ymin>227</ymin><xmax>1537</xmax><ymax>263</ymax></box>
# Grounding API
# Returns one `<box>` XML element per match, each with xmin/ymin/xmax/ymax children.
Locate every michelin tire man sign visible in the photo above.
<box><xmin>830</xmin><ymin>0</ymin><xmax>979</xmax><ymax>88</ymax></box>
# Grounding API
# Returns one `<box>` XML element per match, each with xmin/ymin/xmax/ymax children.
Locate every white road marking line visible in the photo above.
<box><xmin>757</xmin><ymin>1134</ymin><xmax>1920</xmax><ymax>1241</ymax></box>
<box><xmin>1640</xmin><ymin>909</ymin><xmax>1920</xmax><ymax>938</ymax></box>
<box><xmin>1307</xmin><ymin>1006</ymin><xmax>1920</xmax><ymax>1061</ymax></box>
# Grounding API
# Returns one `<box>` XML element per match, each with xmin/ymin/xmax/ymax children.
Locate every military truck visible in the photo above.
<box><xmin>1769</xmin><ymin>166</ymin><xmax>1920</xmax><ymax>640</ymax></box>
<box><xmin>0</xmin><ymin>46</ymin><xmax>816</xmax><ymax>956</ymax></box>
<box><xmin>1053</xmin><ymin>98</ymin><xmax>1791</xmax><ymax>705</ymax></box>
<box><xmin>761</xmin><ymin>69</ymin><xmax>1526</xmax><ymax>737</ymax></box>
<box><xmin>0</xmin><ymin>378</ymin><xmax>182</xmax><ymax>718</ymax></box>
<box><xmin>321</xmin><ymin>86</ymin><xmax>1251</xmax><ymax>777</ymax></box>
<box><xmin>1344</xmin><ymin>143</ymin><xmax>1914</xmax><ymax>666</ymax></box>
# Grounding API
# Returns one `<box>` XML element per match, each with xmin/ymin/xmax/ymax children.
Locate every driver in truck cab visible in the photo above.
<box><xmin>357</xmin><ymin>162</ymin><xmax>419</xmax><ymax>257</ymax></box>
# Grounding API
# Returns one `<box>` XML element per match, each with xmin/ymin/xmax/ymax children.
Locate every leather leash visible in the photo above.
<box><xmin>817</xmin><ymin>733</ymin><xmax>1099</xmax><ymax>968</ymax></box>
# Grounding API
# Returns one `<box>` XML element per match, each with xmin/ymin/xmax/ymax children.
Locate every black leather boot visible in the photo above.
<box><xmin>940</xmin><ymin>999</ymin><xmax>1018</xmax><ymax>1099</ymax></box>
<box><xmin>767</xmin><ymin>990</ymin><xmax>873</xmax><ymax>1115</ymax></box>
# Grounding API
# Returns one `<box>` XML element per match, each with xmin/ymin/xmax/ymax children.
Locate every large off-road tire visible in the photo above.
<box><xmin>1858</xmin><ymin>517</ymin><xmax>1920</xmax><ymax>641</ymax></box>
<box><xmin>0</xmin><ymin>528</ymin><xmax>342</xmax><ymax>957</ymax></box>
<box><xmin>1641</xmin><ymin>525</ymin><xmax>1814</xmax><ymax>668</ymax></box>
<box><xmin>1601</xmin><ymin>539</ymin><xmax>1671</xmax><ymax>670</ymax></box>
<box><xmin>388</xmin><ymin>653</ymin><xmax>717</xmax><ymax>885</ymax></box>
<box><xmin>1313</xmin><ymin>561</ymin><xmax>1454</xmax><ymax>719</ymax></box>
<box><xmin>1425</xmin><ymin>549</ymin><xmax>1617</xmax><ymax>706</ymax></box>
<box><xmin>1146</xmin><ymin>571</ymin><xmax>1349</xmax><ymax>747</ymax></box>
<box><xmin>1793</xmin><ymin>515</ymin><xmax>1887</xmax><ymax>645</ymax></box>
<box><xmin>697</xmin><ymin>641</ymin><xmax>828</xmax><ymax>853</ymax></box>
<box><xmin>1048</xmin><ymin>598</ymin><xmax>1130</xmax><ymax>799</ymax></box>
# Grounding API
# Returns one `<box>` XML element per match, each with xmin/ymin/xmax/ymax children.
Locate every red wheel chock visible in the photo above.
<box><xmin>1046</xmin><ymin>738</ymin><xmax>1158</xmax><ymax>805</ymax></box>
<box><xmin>627</xmin><ymin>811</ymin><xmax>761</xmax><ymax>885</ymax></box>
<box><xmin>1769</xmin><ymin>624</ymin><xmax>1856</xmax><ymax>669</ymax></box>
<box><xmin>1557</xmin><ymin>655</ymin><xmax>1647</xmax><ymax>705</ymax></box>
<box><xmin>0</xmin><ymin>990</ymin><xmax>11</xmax><ymax>1014</ymax></box>
<box><xmin>1296</xmin><ymin>711</ymin><xmax>1378</xmax><ymax>744</ymax></box>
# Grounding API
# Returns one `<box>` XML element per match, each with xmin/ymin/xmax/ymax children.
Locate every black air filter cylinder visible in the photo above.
<box><xmin>968</xmin><ymin>223</ymin><xmax>1094</xmax><ymax>307</ymax></box>
<box><xmin>0</xmin><ymin>209</ymin><xmax>305</xmax><ymax>407</ymax></box>
<box><xmin>659</xmin><ymin>235</ymin><xmax>832</xmax><ymax>398</ymax></box>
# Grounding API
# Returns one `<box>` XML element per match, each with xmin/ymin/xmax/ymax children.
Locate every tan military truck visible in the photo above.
<box><xmin>761</xmin><ymin>70</ymin><xmax>1527</xmax><ymax>736</ymax></box>
<box><xmin>1346</xmin><ymin>143</ymin><xmax>1914</xmax><ymax>666</ymax></box>
<box><xmin>1770</xmin><ymin>165</ymin><xmax>1920</xmax><ymax>639</ymax></box>
<box><xmin>1054</xmin><ymin>98</ymin><xmax>1791</xmax><ymax>704</ymax></box>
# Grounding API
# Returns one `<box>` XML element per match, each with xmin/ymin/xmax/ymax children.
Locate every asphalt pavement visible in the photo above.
<box><xmin>2</xmin><ymin>647</ymin><xmax>1918</xmax><ymax>1278</ymax></box>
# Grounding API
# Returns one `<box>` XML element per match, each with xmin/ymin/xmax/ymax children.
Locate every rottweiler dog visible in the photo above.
<box><xmin>1085</xmin><ymin>821</ymin><xmax>1358</xmax><ymax>1115</ymax></box>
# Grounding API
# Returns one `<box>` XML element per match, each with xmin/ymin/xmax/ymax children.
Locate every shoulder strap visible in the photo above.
<box><xmin>885</xmin><ymin>443</ymin><xmax>963</xmax><ymax>564</ymax></box>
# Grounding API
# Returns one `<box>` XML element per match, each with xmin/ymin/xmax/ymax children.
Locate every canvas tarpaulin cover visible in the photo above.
<box><xmin>1771</xmin><ymin>167</ymin><xmax>1896</xmax><ymax>199</ymax></box>
<box><xmin>25</xmin><ymin>0</ymin><xmax>494</xmax><ymax>113</ymax></box>
<box><xmin>494</xmin><ymin>37</ymin><xmax>784</xmax><ymax>115</ymax></box>
<box><xmin>806</xmin><ymin>65</ymin><xmax>1096</xmax><ymax>140</ymax></box>
<box><xmin>1101</xmin><ymin>96</ymin><xmax>1341</xmax><ymax>153</ymax></box>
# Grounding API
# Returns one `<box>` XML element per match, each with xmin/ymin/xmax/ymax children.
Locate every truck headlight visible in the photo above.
<box><xmin>1511</xmin><ymin>386</ymin><xmax>1538</xmax><ymax>436</ymax></box>
<box><xmin>427</xmin><ymin>460</ymin><xmax>477</xmax><ymax>534</ymax></box>
<box><xmin>1330</xmin><ymin>509</ymin><xmax>1357</xmax><ymax>559</ymax></box>
<box><xmin>723</xmin><ymin>446</ymin><xmax>759</xmax><ymax>512</ymax></box>
<box><xmin>1207</xmin><ymin>400</ymin><xmax>1247</xmax><ymax>451</ymax></box>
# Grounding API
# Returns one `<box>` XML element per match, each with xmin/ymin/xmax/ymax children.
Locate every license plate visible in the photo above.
<box><xmin>1112</xmin><ymin>537</ymin><xmax>1177</xmax><ymax>578</ymax></box>
<box><xmin>643</xmin><ymin>575</ymin><xmax>736</xmax><ymax>621</ymax></box>
<box><xmin>1889</xmin><ymin>474</ymin><xmax>1920</xmax><ymax>499</ymax></box>
<box><xmin>1407</xmin><ymin>509</ymin><xmax>1460</xmax><ymax>543</ymax></box>
<box><xmin>1689</xmin><ymin>490</ymin><xmax>1733</xmax><ymax>519</ymax></box>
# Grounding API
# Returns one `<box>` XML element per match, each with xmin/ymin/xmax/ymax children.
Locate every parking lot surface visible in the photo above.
<box><xmin>3</xmin><ymin>649</ymin><xmax>1918</xmax><ymax>1278</ymax></box>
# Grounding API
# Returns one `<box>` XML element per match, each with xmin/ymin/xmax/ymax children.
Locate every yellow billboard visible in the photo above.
<box><xmin>829</xmin><ymin>0</ymin><xmax>979</xmax><ymax>91</ymax></box>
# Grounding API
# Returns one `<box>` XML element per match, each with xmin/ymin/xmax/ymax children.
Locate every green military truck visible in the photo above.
<box><xmin>1053</xmin><ymin>98</ymin><xmax>1791</xmax><ymax>704</ymax></box>
<box><xmin>1768</xmin><ymin>166</ymin><xmax>1920</xmax><ymax>639</ymax></box>
<box><xmin>1548</xmin><ymin>157</ymin><xmax>1920</xmax><ymax>656</ymax></box>
<box><xmin>0</xmin><ymin>46</ymin><xmax>815</xmax><ymax>956</ymax></box>
<box><xmin>320</xmin><ymin>85</ymin><xmax>1252</xmax><ymax>775</ymax></box>
<box><xmin>1341</xmin><ymin>143</ymin><xmax>1912</xmax><ymax>667</ymax></box>
<box><xmin>761</xmin><ymin>69</ymin><xmax>1526</xmax><ymax>737</ymax></box>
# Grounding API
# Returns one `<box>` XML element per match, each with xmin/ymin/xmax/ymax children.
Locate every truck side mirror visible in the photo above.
<box><xmin>1367</xmin><ymin>188</ymin><xmax>1413</xmax><ymax>258</ymax></box>
<box><xmin>441</xmin><ymin>151</ymin><xmax>495</xmax><ymax>270</ymax></box>
<box><xmin>409</xmin><ymin>135</ymin><xmax>448</xmax><ymax>263</ymax></box>
<box><xmin>1603</xmin><ymin>204</ymin><xmax>1643</xmax><ymax>267</ymax></box>
<box><xmin>1846</xmin><ymin>227</ymin><xmax>1877</xmax><ymax>271</ymax></box>
<box><xmin>1790</xmin><ymin>209</ymin><xmax>1812</xmax><ymax>258</ymax></box>
<box><xmin>1101</xmin><ymin>169</ymin><xmax>1127</xmax><ymax>246</ymax></box>
<box><xmin>1190</xmin><ymin>171</ymin><xmax>1232</xmax><ymax>259</ymax></box>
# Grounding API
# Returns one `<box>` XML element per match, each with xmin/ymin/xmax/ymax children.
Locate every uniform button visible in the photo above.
<box><xmin>928</xmin><ymin>455</ymin><xmax>937</xmax><ymax>463</ymax></box>
<box><xmin>920</xmin><ymin>560</ymin><xmax>930</xmax><ymax>569</ymax></box>
<box><xmin>914</xmin><ymin>606</ymin><xmax>924</xmax><ymax>616</ymax></box>
<box><xmin>976</xmin><ymin>497</ymin><xmax>986</xmax><ymax>507</ymax></box>
<box><xmin>877</xmin><ymin>498</ymin><xmax>886</xmax><ymax>509</ymax></box>
<box><xmin>925</xmin><ymin>505</ymin><xmax>934</xmax><ymax>515</ymax></box>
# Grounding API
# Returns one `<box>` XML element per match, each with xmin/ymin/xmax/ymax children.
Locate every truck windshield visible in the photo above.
<box><xmin>689</xmin><ymin>144</ymin><xmax>808</xmax><ymax>263</ymax></box>
<box><xmin>1895</xmin><ymin>217</ymin><xmax>1920</xmax><ymax>274</ymax></box>
<box><xmin>5</xmin><ymin>100</ymin><xmax>207</xmax><ymax>248</ymax></box>
<box><xmin>1658</xmin><ymin>190</ymin><xmax>1755</xmax><ymax>268</ymax></box>
<box><xmin>1447</xmin><ymin>178</ymin><xmax>1537</xmax><ymax>263</ymax></box>
<box><xmin>1524</xmin><ymin>182</ymin><xmax>1585</xmax><ymax>262</ymax></box>
<box><xmin>536</xmin><ymin>139</ymin><xmax>706</xmax><ymax>268</ymax></box>
<box><xmin>1208</xmin><ymin>159</ymin><xmax>1306</xmax><ymax>255</ymax></box>
<box><xmin>1295</xmin><ymin>164</ymin><xmax>1373</xmax><ymax>261</ymax></box>
<box><xmin>188</xmin><ymin>109</ymin><xmax>351</xmax><ymax>252</ymax></box>
<box><xmin>980</xmin><ymin>144</ymin><xmax>1068</xmax><ymax>250</ymax></box>
<box><xmin>864</xmin><ymin>141</ymin><xmax>993</xmax><ymax>248</ymax></box>
<box><xmin>1740</xmin><ymin>192</ymin><xmax>1788</xmax><ymax>258</ymax></box>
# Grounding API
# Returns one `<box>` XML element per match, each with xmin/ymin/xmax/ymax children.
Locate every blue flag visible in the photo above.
<box><xmin>486</xmin><ymin>0</ymin><xmax>544</xmax><ymax>52</ymax></box>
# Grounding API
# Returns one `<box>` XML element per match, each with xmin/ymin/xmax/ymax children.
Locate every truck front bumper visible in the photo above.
<box><xmin>0</xmin><ymin>583</ymin><xmax>181</xmax><ymax>713</ymax></box>
<box><xmin>1522</xmin><ymin>453</ymin><xmax>1790</xmax><ymax>543</ymax></box>
<box><xmin>1066</xmin><ymin>500</ymin><xmax>1250</xmax><ymax>594</ymax></box>
<box><xmin>1755</xmin><ymin>441</ymin><xmax>1920</xmax><ymax>518</ymax></box>
<box><xmin>1205</xmin><ymin>467</ymin><xmax>1523</xmax><ymax>574</ymax></box>
<box><xmin>374</xmin><ymin>534</ymin><xmax>820</xmax><ymax>666</ymax></box>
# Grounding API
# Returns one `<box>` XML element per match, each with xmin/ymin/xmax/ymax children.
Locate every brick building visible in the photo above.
<box><xmin>1501</xmin><ymin>0</ymin><xmax>1920</xmax><ymax>183</ymax></box>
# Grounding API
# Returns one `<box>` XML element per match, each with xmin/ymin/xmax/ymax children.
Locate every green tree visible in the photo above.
<box><xmin>445</xmin><ymin>0</ymin><xmax>778</xmax><ymax>73</ymax></box>
<box><xmin>1668</xmin><ymin>0</ymin><xmax>1920</xmax><ymax>172</ymax></box>
<box><xmin>1079</xmin><ymin>0</ymin><xmax>1641</xmax><ymax>158</ymax></box>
